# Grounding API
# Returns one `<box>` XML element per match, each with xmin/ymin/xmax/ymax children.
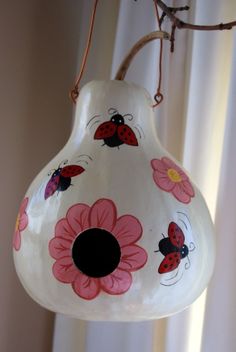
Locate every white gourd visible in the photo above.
<box><xmin>13</xmin><ymin>80</ymin><xmax>215</xmax><ymax>321</ymax></box>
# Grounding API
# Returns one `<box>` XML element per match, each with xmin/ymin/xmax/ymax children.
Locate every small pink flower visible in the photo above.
<box><xmin>151</xmin><ymin>157</ymin><xmax>195</xmax><ymax>204</ymax></box>
<box><xmin>13</xmin><ymin>197</ymin><xmax>29</xmax><ymax>251</ymax></box>
<box><xmin>49</xmin><ymin>199</ymin><xmax>147</xmax><ymax>300</ymax></box>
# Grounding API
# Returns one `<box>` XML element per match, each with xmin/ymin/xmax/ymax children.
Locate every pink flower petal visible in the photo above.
<box><xmin>162</xmin><ymin>157</ymin><xmax>178</xmax><ymax>169</ymax></box>
<box><xmin>18</xmin><ymin>213</ymin><xmax>28</xmax><ymax>232</ymax></box>
<box><xmin>119</xmin><ymin>244</ymin><xmax>148</xmax><ymax>271</ymax></box>
<box><xmin>181</xmin><ymin>180</ymin><xmax>195</xmax><ymax>197</ymax></box>
<box><xmin>49</xmin><ymin>237</ymin><xmax>72</xmax><ymax>259</ymax></box>
<box><xmin>67</xmin><ymin>204</ymin><xmax>90</xmax><ymax>234</ymax></box>
<box><xmin>151</xmin><ymin>159</ymin><xmax>168</xmax><ymax>173</ymax></box>
<box><xmin>153</xmin><ymin>170</ymin><xmax>175</xmax><ymax>191</ymax></box>
<box><xmin>172</xmin><ymin>183</ymin><xmax>191</xmax><ymax>204</ymax></box>
<box><xmin>162</xmin><ymin>157</ymin><xmax>188</xmax><ymax>181</ymax></box>
<box><xmin>100</xmin><ymin>268</ymin><xmax>132</xmax><ymax>295</ymax></box>
<box><xmin>19</xmin><ymin>197</ymin><xmax>28</xmax><ymax>215</ymax></box>
<box><xmin>13</xmin><ymin>230</ymin><xmax>21</xmax><ymax>251</ymax></box>
<box><xmin>113</xmin><ymin>215</ymin><xmax>142</xmax><ymax>247</ymax></box>
<box><xmin>52</xmin><ymin>257</ymin><xmax>78</xmax><ymax>283</ymax></box>
<box><xmin>49</xmin><ymin>198</ymin><xmax>147</xmax><ymax>299</ymax></box>
<box><xmin>175</xmin><ymin>168</ymin><xmax>188</xmax><ymax>182</ymax></box>
<box><xmin>89</xmin><ymin>199</ymin><xmax>117</xmax><ymax>232</ymax></box>
<box><xmin>72</xmin><ymin>272</ymin><xmax>100</xmax><ymax>300</ymax></box>
<box><xmin>55</xmin><ymin>219</ymin><xmax>76</xmax><ymax>240</ymax></box>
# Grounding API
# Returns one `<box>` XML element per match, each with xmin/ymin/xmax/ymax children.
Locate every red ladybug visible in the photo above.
<box><xmin>44</xmin><ymin>162</ymin><xmax>84</xmax><ymax>199</ymax></box>
<box><xmin>94</xmin><ymin>113</ymin><xmax>138</xmax><ymax>148</ymax></box>
<box><xmin>156</xmin><ymin>222</ymin><xmax>190</xmax><ymax>274</ymax></box>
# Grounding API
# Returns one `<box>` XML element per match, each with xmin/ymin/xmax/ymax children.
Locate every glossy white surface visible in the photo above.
<box><xmin>13</xmin><ymin>80</ymin><xmax>215</xmax><ymax>321</ymax></box>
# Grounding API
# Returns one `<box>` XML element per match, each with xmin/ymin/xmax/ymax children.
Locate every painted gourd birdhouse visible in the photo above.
<box><xmin>13</xmin><ymin>80</ymin><xmax>215</xmax><ymax>321</ymax></box>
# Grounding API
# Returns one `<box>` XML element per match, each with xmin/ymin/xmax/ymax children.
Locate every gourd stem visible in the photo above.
<box><xmin>114</xmin><ymin>31</ymin><xmax>169</xmax><ymax>81</ymax></box>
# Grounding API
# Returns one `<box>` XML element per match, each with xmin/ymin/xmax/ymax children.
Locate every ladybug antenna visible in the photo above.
<box><xmin>189</xmin><ymin>242</ymin><xmax>195</xmax><ymax>252</ymax></box>
<box><xmin>185</xmin><ymin>256</ymin><xmax>191</xmax><ymax>270</ymax></box>
<box><xmin>47</xmin><ymin>168</ymin><xmax>56</xmax><ymax>176</ymax></box>
<box><xmin>154</xmin><ymin>249</ymin><xmax>160</xmax><ymax>253</ymax></box>
<box><xmin>123</xmin><ymin>113</ymin><xmax>134</xmax><ymax>121</ymax></box>
<box><xmin>108</xmin><ymin>108</ymin><xmax>118</xmax><ymax>115</ymax></box>
<box><xmin>58</xmin><ymin>159</ymin><xmax>68</xmax><ymax>168</ymax></box>
<box><xmin>86</xmin><ymin>114</ymin><xmax>102</xmax><ymax>128</ymax></box>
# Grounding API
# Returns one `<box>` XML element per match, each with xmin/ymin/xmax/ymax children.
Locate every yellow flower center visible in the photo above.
<box><xmin>15</xmin><ymin>214</ymin><xmax>20</xmax><ymax>232</ymax></box>
<box><xmin>167</xmin><ymin>168</ymin><xmax>182</xmax><ymax>183</ymax></box>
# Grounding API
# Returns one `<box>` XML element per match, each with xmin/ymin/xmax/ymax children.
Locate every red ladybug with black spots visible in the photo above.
<box><xmin>156</xmin><ymin>222</ymin><xmax>189</xmax><ymax>273</ymax></box>
<box><xmin>94</xmin><ymin>113</ymin><xmax>138</xmax><ymax>148</ymax></box>
<box><xmin>44</xmin><ymin>161</ymin><xmax>84</xmax><ymax>199</ymax></box>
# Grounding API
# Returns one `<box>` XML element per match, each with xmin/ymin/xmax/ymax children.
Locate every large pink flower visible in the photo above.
<box><xmin>151</xmin><ymin>157</ymin><xmax>195</xmax><ymax>204</ymax></box>
<box><xmin>13</xmin><ymin>197</ymin><xmax>29</xmax><ymax>251</ymax></box>
<box><xmin>49</xmin><ymin>199</ymin><xmax>147</xmax><ymax>300</ymax></box>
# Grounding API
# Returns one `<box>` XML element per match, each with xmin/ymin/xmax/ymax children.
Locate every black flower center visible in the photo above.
<box><xmin>72</xmin><ymin>228</ymin><xmax>121</xmax><ymax>278</ymax></box>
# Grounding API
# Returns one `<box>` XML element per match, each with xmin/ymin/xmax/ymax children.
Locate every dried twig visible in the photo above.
<box><xmin>159</xmin><ymin>5</ymin><xmax>189</xmax><ymax>27</ymax></box>
<box><xmin>156</xmin><ymin>0</ymin><xmax>236</xmax><ymax>31</ymax></box>
<box><xmin>154</xmin><ymin>0</ymin><xmax>236</xmax><ymax>52</ymax></box>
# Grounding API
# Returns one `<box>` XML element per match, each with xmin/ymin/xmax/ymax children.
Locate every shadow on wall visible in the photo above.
<box><xmin>0</xmin><ymin>1</ymin><xmax>82</xmax><ymax>351</ymax></box>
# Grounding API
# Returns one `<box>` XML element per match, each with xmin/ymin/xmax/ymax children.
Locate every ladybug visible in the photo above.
<box><xmin>44</xmin><ymin>161</ymin><xmax>85</xmax><ymax>199</ymax></box>
<box><xmin>94</xmin><ymin>113</ymin><xmax>138</xmax><ymax>148</ymax></box>
<box><xmin>155</xmin><ymin>222</ymin><xmax>191</xmax><ymax>274</ymax></box>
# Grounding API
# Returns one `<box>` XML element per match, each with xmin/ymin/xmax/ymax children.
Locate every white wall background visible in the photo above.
<box><xmin>0</xmin><ymin>0</ymin><xmax>82</xmax><ymax>350</ymax></box>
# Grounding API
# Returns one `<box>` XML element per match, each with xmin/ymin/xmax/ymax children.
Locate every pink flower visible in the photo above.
<box><xmin>49</xmin><ymin>199</ymin><xmax>147</xmax><ymax>300</ymax></box>
<box><xmin>151</xmin><ymin>157</ymin><xmax>195</xmax><ymax>204</ymax></box>
<box><xmin>13</xmin><ymin>197</ymin><xmax>29</xmax><ymax>251</ymax></box>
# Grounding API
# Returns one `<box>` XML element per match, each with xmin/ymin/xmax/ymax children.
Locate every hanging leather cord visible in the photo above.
<box><xmin>70</xmin><ymin>0</ymin><xmax>166</xmax><ymax>108</ymax></box>
<box><xmin>153</xmin><ymin>0</ymin><xmax>164</xmax><ymax>107</ymax></box>
<box><xmin>70</xmin><ymin>0</ymin><xmax>99</xmax><ymax>104</ymax></box>
<box><xmin>114</xmin><ymin>1</ymin><xmax>165</xmax><ymax>108</ymax></box>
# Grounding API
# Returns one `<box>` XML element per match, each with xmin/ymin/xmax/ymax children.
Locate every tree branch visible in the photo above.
<box><xmin>156</xmin><ymin>0</ymin><xmax>236</xmax><ymax>31</ymax></box>
<box><xmin>159</xmin><ymin>5</ymin><xmax>189</xmax><ymax>27</ymax></box>
<box><xmin>130</xmin><ymin>0</ymin><xmax>236</xmax><ymax>105</ymax></box>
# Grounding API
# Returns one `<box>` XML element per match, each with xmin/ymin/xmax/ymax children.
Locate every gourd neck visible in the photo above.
<box><xmin>69</xmin><ymin>80</ymin><xmax>160</xmax><ymax>148</ymax></box>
